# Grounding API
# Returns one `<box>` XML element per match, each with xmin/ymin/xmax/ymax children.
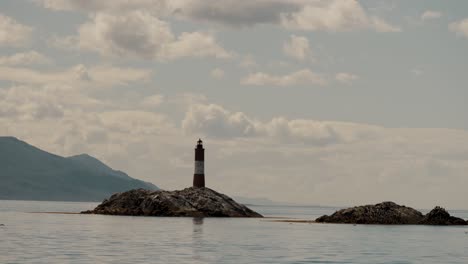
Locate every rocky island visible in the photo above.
<box><xmin>83</xmin><ymin>140</ymin><xmax>262</xmax><ymax>218</ymax></box>
<box><xmin>316</xmin><ymin>201</ymin><xmax>467</xmax><ymax>225</ymax></box>
<box><xmin>82</xmin><ymin>187</ymin><xmax>263</xmax><ymax>217</ymax></box>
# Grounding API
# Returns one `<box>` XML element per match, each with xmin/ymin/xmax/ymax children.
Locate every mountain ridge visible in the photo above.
<box><xmin>0</xmin><ymin>136</ymin><xmax>158</xmax><ymax>201</ymax></box>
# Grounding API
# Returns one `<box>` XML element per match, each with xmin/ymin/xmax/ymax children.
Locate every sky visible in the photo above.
<box><xmin>1</xmin><ymin>0</ymin><xmax>468</xmax><ymax>209</ymax></box>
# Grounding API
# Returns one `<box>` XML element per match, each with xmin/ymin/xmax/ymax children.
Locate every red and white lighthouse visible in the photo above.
<box><xmin>193</xmin><ymin>139</ymin><xmax>205</xmax><ymax>188</ymax></box>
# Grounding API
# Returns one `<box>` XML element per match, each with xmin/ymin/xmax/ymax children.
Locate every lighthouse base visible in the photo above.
<box><xmin>193</xmin><ymin>174</ymin><xmax>205</xmax><ymax>188</ymax></box>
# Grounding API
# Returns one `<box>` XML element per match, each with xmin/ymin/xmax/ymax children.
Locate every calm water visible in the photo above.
<box><xmin>1</xmin><ymin>200</ymin><xmax>468</xmax><ymax>263</ymax></box>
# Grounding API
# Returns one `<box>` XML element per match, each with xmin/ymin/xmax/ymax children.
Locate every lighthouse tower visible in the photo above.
<box><xmin>193</xmin><ymin>139</ymin><xmax>205</xmax><ymax>188</ymax></box>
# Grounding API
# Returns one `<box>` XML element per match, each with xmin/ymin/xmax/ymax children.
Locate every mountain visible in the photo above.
<box><xmin>0</xmin><ymin>136</ymin><xmax>158</xmax><ymax>201</ymax></box>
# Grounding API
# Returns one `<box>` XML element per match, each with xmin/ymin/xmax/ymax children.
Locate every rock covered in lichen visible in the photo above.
<box><xmin>316</xmin><ymin>202</ymin><xmax>467</xmax><ymax>225</ymax></box>
<box><xmin>419</xmin><ymin>206</ymin><xmax>467</xmax><ymax>225</ymax></box>
<box><xmin>81</xmin><ymin>187</ymin><xmax>262</xmax><ymax>217</ymax></box>
<box><xmin>316</xmin><ymin>201</ymin><xmax>424</xmax><ymax>224</ymax></box>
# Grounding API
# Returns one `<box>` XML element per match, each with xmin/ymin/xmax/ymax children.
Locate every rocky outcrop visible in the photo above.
<box><xmin>419</xmin><ymin>206</ymin><xmax>467</xmax><ymax>225</ymax></box>
<box><xmin>316</xmin><ymin>202</ymin><xmax>424</xmax><ymax>224</ymax></box>
<box><xmin>81</xmin><ymin>187</ymin><xmax>262</xmax><ymax>217</ymax></box>
<box><xmin>316</xmin><ymin>202</ymin><xmax>467</xmax><ymax>225</ymax></box>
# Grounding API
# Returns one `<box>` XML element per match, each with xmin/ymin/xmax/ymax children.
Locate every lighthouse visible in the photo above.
<box><xmin>193</xmin><ymin>139</ymin><xmax>205</xmax><ymax>188</ymax></box>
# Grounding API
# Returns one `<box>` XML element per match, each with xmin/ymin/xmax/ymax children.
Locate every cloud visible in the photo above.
<box><xmin>182</xmin><ymin>104</ymin><xmax>258</xmax><ymax>138</ymax></box>
<box><xmin>0</xmin><ymin>86</ymin><xmax>64</xmax><ymax>120</ymax></box>
<box><xmin>36</xmin><ymin>0</ymin><xmax>297</xmax><ymax>26</ymax></box>
<box><xmin>61</xmin><ymin>11</ymin><xmax>231</xmax><ymax>60</ymax></box>
<box><xmin>161</xmin><ymin>31</ymin><xmax>233</xmax><ymax>60</ymax></box>
<box><xmin>449</xmin><ymin>18</ymin><xmax>468</xmax><ymax>38</ymax></box>
<box><xmin>98</xmin><ymin>110</ymin><xmax>173</xmax><ymax>135</ymax></box>
<box><xmin>411</xmin><ymin>68</ymin><xmax>424</xmax><ymax>76</ymax></box>
<box><xmin>0</xmin><ymin>51</ymin><xmax>51</xmax><ymax>66</ymax></box>
<box><xmin>280</xmin><ymin>0</ymin><xmax>401</xmax><ymax>32</ymax></box>
<box><xmin>37</xmin><ymin>0</ymin><xmax>400</xmax><ymax>33</ymax></box>
<box><xmin>263</xmin><ymin>117</ymin><xmax>342</xmax><ymax>146</ymax></box>
<box><xmin>239</xmin><ymin>54</ymin><xmax>258</xmax><ymax>69</ymax></box>
<box><xmin>335</xmin><ymin>72</ymin><xmax>359</xmax><ymax>84</ymax></box>
<box><xmin>241</xmin><ymin>69</ymin><xmax>327</xmax><ymax>86</ymax></box>
<box><xmin>141</xmin><ymin>94</ymin><xmax>164</xmax><ymax>108</ymax></box>
<box><xmin>0</xmin><ymin>14</ymin><xmax>33</xmax><ymax>47</ymax></box>
<box><xmin>35</xmin><ymin>0</ymin><xmax>175</xmax><ymax>14</ymax></box>
<box><xmin>182</xmin><ymin>103</ymin><xmax>381</xmax><ymax>146</ymax></box>
<box><xmin>183</xmin><ymin>0</ymin><xmax>399</xmax><ymax>32</ymax></box>
<box><xmin>210</xmin><ymin>68</ymin><xmax>225</xmax><ymax>79</ymax></box>
<box><xmin>0</xmin><ymin>64</ymin><xmax>151</xmax><ymax>87</ymax></box>
<box><xmin>76</xmin><ymin>11</ymin><xmax>172</xmax><ymax>58</ymax></box>
<box><xmin>283</xmin><ymin>35</ymin><xmax>312</xmax><ymax>61</ymax></box>
<box><xmin>174</xmin><ymin>0</ymin><xmax>298</xmax><ymax>28</ymax></box>
<box><xmin>0</xmin><ymin>84</ymin><xmax>102</xmax><ymax>121</ymax></box>
<box><xmin>421</xmin><ymin>10</ymin><xmax>442</xmax><ymax>21</ymax></box>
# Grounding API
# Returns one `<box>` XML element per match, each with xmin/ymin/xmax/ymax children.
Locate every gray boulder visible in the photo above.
<box><xmin>316</xmin><ymin>202</ymin><xmax>467</xmax><ymax>225</ymax></box>
<box><xmin>419</xmin><ymin>206</ymin><xmax>467</xmax><ymax>225</ymax></box>
<box><xmin>82</xmin><ymin>187</ymin><xmax>262</xmax><ymax>217</ymax></box>
<box><xmin>316</xmin><ymin>201</ymin><xmax>424</xmax><ymax>224</ymax></box>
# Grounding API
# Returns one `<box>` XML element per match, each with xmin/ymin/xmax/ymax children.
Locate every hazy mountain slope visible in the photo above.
<box><xmin>0</xmin><ymin>137</ymin><xmax>158</xmax><ymax>201</ymax></box>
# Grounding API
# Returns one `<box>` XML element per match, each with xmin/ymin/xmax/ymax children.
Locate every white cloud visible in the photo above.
<box><xmin>370</xmin><ymin>16</ymin><xmax>401</xmax><ymax>33</ymax></box>
<box><xmin>241</xmin><ymin>69</ymin><xmax>327</xmax><ymax>86</ymax></box>
<box><xmin>0</xmin><ymin>51</ymin><xmax>51</xmax><ymax>66</ymax></box>
<box><xmin>449</xmin><ymin>18</ymin><xmax>468</xmax><ymax>38</ymax></box>
<box><xmin>37</xmin><ymin>0</ymin><xmax>295</xmax><ymax>26</ymax></box>
<box><xmin>88</xmin><ymin>65</ymin><xmax>152</xmax><ymax>86</ymax></box>
<box><xmin>210</xmin><ymin>68</ymin><xmax>225</xmax><ymax>79</ymax></box>
<box><xmin>421</xmin><ymin>10</ymin><xmax>442</xmax><ymax>21</ymax></box>
<box><xmin>181</xmin><ymin>0</ymin><xmax>399</xmax><ymax>33</ymax></box>
<box><xmin>173</xmin><ymin>0</ymin><xmax>297</xmax><ymax>27</ymax></box>
<box><xmin>283</xmin><ymin>35</ymin><xmax>312</xmax><ymax>61</ymax></box>
<box><xmin>0</xmin><ymin>64</ymin><xmax>151</xmax><ymax>87</ymax></box>
<box><xmin>182</xmin><ymin>103</ymin><xmax>381</xmax><ymax>145</ymax></box>
<box><xmin>0</xmin><ymin>86</ymin><xmax>64</xmax><ymax>120</ymax></box>
<box><xmin>411</xmin><ymin>68</ymin><xmax>424</xmax><ymax>76</ymax></box>
<box><xmin>61</xmin><ymin>11</ymin><xmax>232</xmax><ymax>61</ymax></box>
<box><xmin>280</xmin><ymin>0</ymin><xmax>401</xmax><ymax>32</ymax></box>
<box><xmin>76</xmin><ymin>11</ymin><xmax>172</xmax><ymax>58</ymax></box>
<box><xmin>37</xmin><ymin>0</ymin><xmax>400</xmax><ymax>33</ymax></box>
<box><xmin>0</xmin><ymin>84</ymin><xmax>102</xmax><ymax>121</ymax></box>
<box><xmin>239</xmin><ymin>54</ymin><xmax>258</xmax><ymax>69</ymax></box>
<box><xmin>98</xmin><ymin>110</ymin><xmax>173</xmax><ymax>136</ymax></box>
<box><xmin>35</xmin><ymin>0</ymin><xmax>175</xmax><ymax>14</ymax></box>
<box><xmin>48</xmin><ymin>34</ymin><xmax>79</xmax><ymax>50</ymax></box>
<box><xmin>141</xmin><ymin>94</ymin><xmax>164</xmax><ymax>108</ymax></box>
<box><xmin>335</xmin><ymin>72</ymin><xmax>359</xmax><ymax>84</ymax></box>
<box><xmin>0</xmin><ymin>14</ymin><xmax>33</xmax><ymax>47</ymax></box>
<box><xmin>182</xmin><ymin>104</ymin><xmax>258</xmax><ymax>138</ymax></box>
<box><xmin>161</xmin><ymin>31</ymin><xmax>233</xmax><ymax>60</ymax></box>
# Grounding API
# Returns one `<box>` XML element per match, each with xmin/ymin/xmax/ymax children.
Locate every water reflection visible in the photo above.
<box><xmin>192</xmin><ymin>217</ymin><xmax>204</xmax><ymax>262</ymax></box>
<box><xmin>192</xmin><ymin>217</ymin><xmax>204</xmax><ymax>242</ymax></box>
<box><xmin>193</xmin><ymin>217</ymin><xmax>204</xmax><ymax>226</ymax></box>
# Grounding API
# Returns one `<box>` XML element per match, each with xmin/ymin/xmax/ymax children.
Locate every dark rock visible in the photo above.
<box><xmin>316</xmin><ymin>202</ymin><xmax>467</xmax><ymax>225</ymax></box>
<box><xmin>316</xmin><ymin>201</ymin><xmax>424</xmax><ymax>224</ymax></box>
<box><xmin>81</xmin><ymin>187</ymin><xmax>262</xmax><ymax>217</ymax></box>
<box><xmin>419</xmin><ymin>206</ymin><xmax>467</xmax><ymax>225</ymax></box>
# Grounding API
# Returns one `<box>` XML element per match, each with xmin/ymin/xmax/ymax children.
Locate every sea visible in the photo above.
<box><xmin>1</xmin><ymin>200</ymin><xmax>468</xmax><ymax>264</ymax></box>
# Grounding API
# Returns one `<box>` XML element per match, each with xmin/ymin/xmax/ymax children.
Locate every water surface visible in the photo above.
<box><xmin>1</xmin><ymin>200</ymin><xmax>467</xmax><ymax>263</ymax></box>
